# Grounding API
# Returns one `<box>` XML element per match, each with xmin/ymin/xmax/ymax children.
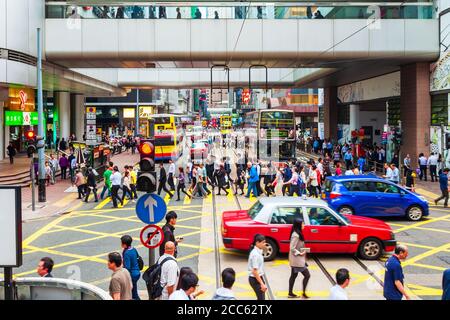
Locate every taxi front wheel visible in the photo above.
<box><xmin>358</xmin><ymin>237</ymin><xmax>382</xmax><ymax>260</ymax></box>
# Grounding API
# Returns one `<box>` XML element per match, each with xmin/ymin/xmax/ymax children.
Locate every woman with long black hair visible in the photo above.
<box><xmin>288</xmin><ymin>218</ymin><xmax>310</xmax><ymax>298</ymax></box>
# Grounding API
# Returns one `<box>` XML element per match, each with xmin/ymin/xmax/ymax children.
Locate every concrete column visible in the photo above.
<box><xmin>71</xmin><ymin>94</ymin><xmax>85</xmax><ymax>141</ymax></box>
<box><xmin>55</xmin><ymin>91</ymin><xmax>71</xmax><ymax>140</ymax></box>
<box><xmin>349</xmin><ymin>104</ymin><xmax>360</xmax><ymax>141</ymax></box>
<box><xmin>323</xmin><ymin>87</ymin><xmax>338</xmax><ymax>139</ymax></box>
<box><xmin>400</xmin><ymin>63</ymin><xmax>431</xmax><ymax>166</ymax></box>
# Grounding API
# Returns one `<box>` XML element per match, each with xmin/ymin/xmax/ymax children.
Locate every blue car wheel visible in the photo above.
<box><xmin>339</xmin><ymin>206</ymin><xmax>354</xmax><ymax>215</ymax></box>
<box><xmin>406</xmin><ymin>205</ymin><xmax>423</xmax><ymax>221</ymax></box>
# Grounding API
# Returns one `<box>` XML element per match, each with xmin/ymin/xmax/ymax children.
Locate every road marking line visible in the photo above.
<box><xmin>50</xmin><ymin>225</ymin><xmax>122</xmax><ymax>238</ymax></box>
<box><xmin>415</xmin><ymin>188</ymin><xmax>440</xmax><ymax>199</ymax></box>
<box><xmin>25</xmin><ymin>245</ymin><xmax>106</xmax><ymax>264</ymax></box>
<box><xmin>411</xmin><ymin>226</ymin><xmax>450</xmax><ymax>234</ymax></box>
<box><xmin>394</xmin><ymin>214</ymin><xmax>450</xmax><ymax>233</ymax></box>
<box><xmin>410</xmin><ymin>263</ymin><xmax>447</xmax><ymax>271</ymax></box>
<box><xmin>23</xmin><ymin>214</ymin><xmax>69</xmax><ymax>246</ymax></box>
<box><xmin>407</xmin><ymin>284</ymin><xmax>443</xmax><ymax>296</ymax></box>
<box><xmin>183</xmin><ymin>194</ymin><xmax>191</xmax><ymax>205</ymax></box>
<box><xmin>94</xmin><ymin>198</ymin><xmax>111</xmax><ymax>210</ymax></box>
<box><xmin>176</xmin><ymin>208</ymin><xmax>205</xmax><ymax>214</ymax></box>
<box><xmin>164</xmin><ymin>193</ymin><xmax>171</xmax><ymax>204</ymax></box>
<box><xmin>400</xmin><ymin>242</ymin><xmax>437</xmax><ymax>250</ymax></box>
<box><xmin>403</xmin><ymin>242</ymin><xmax>450</xmax><ymax>267</ymax></box>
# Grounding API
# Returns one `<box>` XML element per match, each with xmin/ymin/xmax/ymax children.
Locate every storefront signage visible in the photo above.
<box><xmin>6</xmin><ymin>88</ymin><xmax>35</xmax><ymax>111</ymax></box>
<box><xmin>4</xmin><ymin>111</ymin><xmax>38</xmax><ymax>126</ymax></box>
<box><xmin>139</xmin><ymin>106</ymin><xmax>155</xmax><ymax>118</ymax></box>
<box><xmin>86</xmin><ymin>107</ymin><xmax>97</xmax><ymax>146</ymax></box>
<box><xmin>124</xmin><ymin>108</ymin><xmax>136</xmax><ymax>118</ymax></box>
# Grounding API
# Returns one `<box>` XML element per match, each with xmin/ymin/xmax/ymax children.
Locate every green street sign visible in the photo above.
<box><xmin>4</xmin><ymin>111</ymin><xmax>39</xmax><ymax>126</ymax></box>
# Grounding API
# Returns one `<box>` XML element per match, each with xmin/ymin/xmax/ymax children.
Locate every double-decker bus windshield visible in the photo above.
<box><xmin>259</xmin><ymin>111</ymin><xmax>295</xmax><ymax>139</ymax></box>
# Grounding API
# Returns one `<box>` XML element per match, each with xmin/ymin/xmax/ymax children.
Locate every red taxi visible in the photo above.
<box><xmin>221</xmin><ymin>197</ymin><xmax>396</xmax><ymax>261</ymax></box>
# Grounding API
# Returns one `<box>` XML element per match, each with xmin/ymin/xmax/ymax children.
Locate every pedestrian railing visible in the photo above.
<box><xmin>0</xmin><ymin>277</ymin><xmax>112</xmax><ymax>300</ymax></box>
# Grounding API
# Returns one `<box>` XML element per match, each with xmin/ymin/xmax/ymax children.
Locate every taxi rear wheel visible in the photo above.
<box><xmin>358</xmin><ymin>238</ymin><xmax>382</xmax><ymax>260</ymax></box>
<box><xmin>262</xmin><ymin>238</ymin><xmax>278</xmax><ymax>261</ymax></box>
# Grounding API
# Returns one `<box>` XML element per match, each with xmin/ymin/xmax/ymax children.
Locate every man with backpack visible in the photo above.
<box><xmin>155</xmin><ymin>241</ymin><xmax>179</xmax><ymax>300</ymax></box>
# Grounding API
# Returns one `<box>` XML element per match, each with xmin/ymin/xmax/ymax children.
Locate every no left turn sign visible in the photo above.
<box><xmin>139</xmin><ymin>224</ymin><xmax>164</xmax><ymax>249</ymax></box>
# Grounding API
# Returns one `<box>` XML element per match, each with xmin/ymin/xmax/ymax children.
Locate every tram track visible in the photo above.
<box><xmin>211</xmin><ymin>189</ymin><xmax>223</xmax><ymax>289</ymax></box>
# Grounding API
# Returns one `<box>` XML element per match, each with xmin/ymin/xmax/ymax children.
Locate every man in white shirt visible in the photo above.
<box><xmin>390</xmin><ymin>163</ymin><xmax>400</xmax><ymax>184</ymax></box>
<box><xmin>418</xmin><ymin>153</ymin><xmax>428</xmax><ymax>181</ymax></box>
<box><xmin>158</xmin><ymin>241</ymin><xmax>179</xmax><ymax>300</ymax></box>
<box><xmin>383</xmin><ymin>163</ymin><xmax>393</xmax><ymax>182</ymax></box>
<box><xmin>168</xmin><ymin>159</ymin><xmax>176</xmax><ymax>191</ymax></box>
<box><xmin>329</xmin><ymin>268</ymin><xmax>350</xmax><ymax>300</ymax></box>
<box><xmin>169</xmin><ymin>272</ymin><xmax>198</xmax><ymax>300</ymax></box>
<box><xmin>110</xmin><ymin>166</ymin><xmax>123</xmax><ymax>208</ymax></box>
<box><xmin>427</xmin><ymin>152</ymin><xmax>439</xmax><ymax>182</ymax></box>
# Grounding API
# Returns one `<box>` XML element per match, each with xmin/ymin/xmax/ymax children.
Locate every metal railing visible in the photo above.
<box><xmin>0</xmin><ymin>277</ymin><xmax>112</xmax><ymax>300</ymax></box>
<box><xmin>45</xmin><ymin>2</ymin><xmax>435</xmax><ymax>20</ymax></box>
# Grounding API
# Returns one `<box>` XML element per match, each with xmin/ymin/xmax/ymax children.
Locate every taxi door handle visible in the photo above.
<box><xmin>311</xmin><ymin>229</ymin><xmax>319</xmax><ymax>233</ymax></box>
<box><xmin>270</xmin><ymin>228</ymin><xmax>278</xmax><ymax>233</ymax></box>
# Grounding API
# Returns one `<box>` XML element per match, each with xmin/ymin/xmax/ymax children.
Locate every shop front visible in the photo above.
<box><xmin>4</xmin><ymin>88</ymin><xmax>37</xmax><ymax>153</ymax></box>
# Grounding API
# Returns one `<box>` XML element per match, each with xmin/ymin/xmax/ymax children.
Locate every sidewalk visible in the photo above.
<box><xmin>20</xmin><ymin>151</ymin><xmax>139</xmax><ymax>221</ymax></box>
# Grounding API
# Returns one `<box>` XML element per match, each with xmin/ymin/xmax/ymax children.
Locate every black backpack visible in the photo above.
<box><xmin>142</xmin><ymin>256</ymin><xmax>175</xmax><ymax>300</ymax></box>
<box><xmin>137</xmin><ymin>253</ymin><xmax>144</xmax><ymax>271</ymax></box>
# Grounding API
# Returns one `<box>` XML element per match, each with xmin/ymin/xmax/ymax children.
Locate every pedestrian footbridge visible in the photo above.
<box><xmin>45</xmin><ymin>2</ymin><xmax>439</xmax><ymax>69</ymax></box>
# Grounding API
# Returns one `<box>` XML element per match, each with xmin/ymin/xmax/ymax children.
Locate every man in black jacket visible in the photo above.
<box><xmin>157</xmin><ymin>162</ymin><xmax>174</xmax><ymax>198</ymax></box>
<box><xmin>159</xmin><ymin>211</ymin><xmax>182</xmax><ymax>257</ymax></box>
<box><xmin>84</xmin><ymin>167</ymin><xmax>99</xmax><ymax>202</ymax></box>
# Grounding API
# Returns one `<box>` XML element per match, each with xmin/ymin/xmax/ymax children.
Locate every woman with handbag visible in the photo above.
<box><xmin>288</xmin><ymin>218</ymin><xmax>310</xmax><ymax>299</ymax></box>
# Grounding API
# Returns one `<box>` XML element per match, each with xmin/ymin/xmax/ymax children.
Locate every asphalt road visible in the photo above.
<box><xmin>5</xmin><ymin>135</ymin><xmax>449</xmax><ymax>299</ymax></box>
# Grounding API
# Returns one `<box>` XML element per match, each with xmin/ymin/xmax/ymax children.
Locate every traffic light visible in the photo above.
<box><xmin>393</xmin><ymin>127</ymin><xmax>402</xmax><ymax>146</ymax></box>
<box><xmin>137</xmin><ymin>139</ymin><xmax>157</xmax><ymax>193</ymax></box>
<box><xmin>26</xmin><ymin>130</ymin><xmax>45</xmax><ymax>155</ymax></box>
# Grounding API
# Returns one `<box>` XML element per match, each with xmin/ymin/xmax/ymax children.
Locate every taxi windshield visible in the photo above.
<box><xmin>248</xmin><ymin>201</ymin><xmax>264</xmax><ymax>220</ymax></box>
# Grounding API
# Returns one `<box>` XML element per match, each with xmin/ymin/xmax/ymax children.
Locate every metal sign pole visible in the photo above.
<box><xmin>31</xmin><ymin>158</ymin><xmax>35</xmax><ymax>211</ymax></box>
<box><xmin>149</xmin><ymin>248</ymin><xmax>155</xmax><ymax>267</ymax></box>
<box><xmin>3</xmin><ymin>267</ymin><xmax>13</xmax><ymax>300</ymax></box>
<box><xmin>136</xmin><ymin>88</ymin><xmax>140</xmax><ymax>137</ymax></box>
<box><xmin>37</xmin><ymin>28</ymin><xmax>46</xmax><ymax>202</ymax></box>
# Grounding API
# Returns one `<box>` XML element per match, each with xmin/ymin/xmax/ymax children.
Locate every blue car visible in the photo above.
<box><xmin>322</xmin><ymin>175</ymin><xmax>429</xmax><ymax>221</ymax></box>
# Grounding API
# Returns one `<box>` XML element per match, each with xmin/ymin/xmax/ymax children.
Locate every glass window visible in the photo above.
<box><xmin>306</xmin><ymin>207</ymin><xmax>340</xmax><ymax>226</ymax></box>
<box><xmin>324</xmin><ymin>180</ymin><xmax>334</xmax><ymax>193</ymax></box>
<box><xmin>375</xmin><ymin>182</ymin><xmax>399</xmax><ymax>194</ymax></box>
<box><xmin>343</xmin><ymin>181</ymin><xmax>376</xmax><ymax>192</ymax></box>
<box><xmin>248</xmin><ymin>201</ymin><xmax>264</xmax><ymax>220</ymax></box>
<box><xmin>270</xmin><ymin>207</ymin><xmax>302</xmax><ymax>224</ymax></box>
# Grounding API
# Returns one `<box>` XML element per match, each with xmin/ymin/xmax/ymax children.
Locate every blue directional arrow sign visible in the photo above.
<box><xmin>135</xmin><ymin>194</ymin><xmax>167</xmax><ymax>225</ymax></box>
